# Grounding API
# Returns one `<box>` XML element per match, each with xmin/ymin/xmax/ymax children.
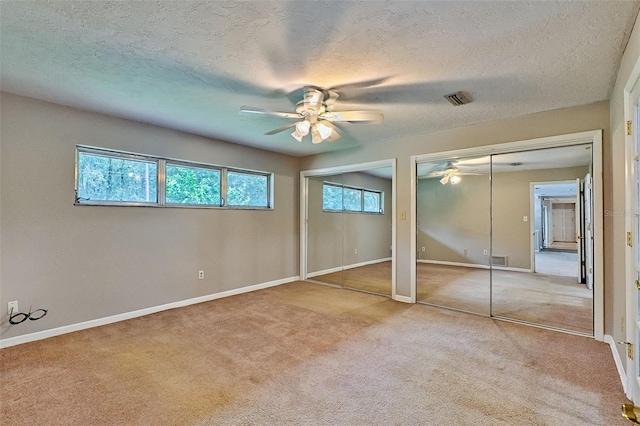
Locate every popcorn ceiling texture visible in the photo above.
<box><xmin>1</xmin><ymin>1</ymin><xmax>638</xmax><ymax>156</ymax></box>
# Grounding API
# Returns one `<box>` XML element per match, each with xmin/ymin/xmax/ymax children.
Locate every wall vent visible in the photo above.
<box><xmin>444</xmin><ymin>91</ymin><xmax>471</xmax><ymax>106</ymax></box>
<box><xmin>491</xmin><ymin>255</ymin><xmax>508</xmax><ymax>267</ymax></box>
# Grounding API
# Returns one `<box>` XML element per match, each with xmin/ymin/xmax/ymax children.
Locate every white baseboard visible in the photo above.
<box><xmin>394</xmin><ymin>295</ymin><xmax>413</xmax><ymax>303</ymax></box>
<box><xmin>0</xmin><ymin>276</ymin><xmax>300</xmax><ymax>349</ymax></box>
<box><xmin>417</xmin><ymin>259</ymin><xmax>531</xmax><ymax>273</ymax></box>
<box><xmin>604</xmin><ymin>334</ymin><xmax>627</xmax><ymax>394</ymax></box>
<box><xmin>307</xmin><ymin>258</ymin><xmax>392</xmax><ymax>278</ymax></box>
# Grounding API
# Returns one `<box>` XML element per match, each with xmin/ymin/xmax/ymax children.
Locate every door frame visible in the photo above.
<box><xmin>528</xmin><ymin>180</ymin><xmax>580</xmax><ymax>274</ymax></box>
<box><xmin>300</xmin><ymin>159</ymin><xmax>397</xmax><ymax>300</ymax></box>
<box><xmin>410</xmin><ymin>130</ymin><xmax>604</xmax><ymax>340</ymax></box>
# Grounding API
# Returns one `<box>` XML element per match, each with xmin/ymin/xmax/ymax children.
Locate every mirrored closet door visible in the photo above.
<box><xmin>416</xmin><ymin>156</ymin><xmax>491</xmax><ymax>315</ymax></box>
<box><xmin>415</xmin><ymin>144</ymin><xmax>594</xmax><ymax>334</ymax></box>
<box><xmin>304</xmin><ymin>165</ymin><xmax>393</xmax><ymax>297</ymax></box>
<box><xmin>491</xmin><ymin>145</ymin><xmax>593</xmax><ymax>334</ymax></box>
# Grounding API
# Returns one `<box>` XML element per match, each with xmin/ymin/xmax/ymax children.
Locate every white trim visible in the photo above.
<box><xmin>417</xmin><ymin>259</ymin><xmax>531</xmax><ymax>273</ymax></box>
<box><xmin>300</xmin><ymin>158</ymin><xmax>397</xmax><ymax>299</ymax></box>
<box><xmin>0</xmin><ymin>276</ymin><xmax>300</xmax><ymax>349</ymax></box>
<box><xmin>605</xmin><ymin>334</ymin><xmax>628</xmax><ymax>394</ymax></box>
<box><xmin>306</xmin><ymin>258</ymin><xmax>392</xmax><ymax>278</ymax></box>
<box><xmin>410</xmin><ymin>130</ymin><xmax>604</xmax><ymax>340</ymax></box>
<box><xmin>394</xmin><ymin>295</ymin><xmax>413</xmax><ymax>303</ymax></box>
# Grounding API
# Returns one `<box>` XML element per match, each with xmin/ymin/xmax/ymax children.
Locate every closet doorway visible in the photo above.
<box><xmin>411</xmin><ymin>131</ymin><xmax>603</xmax><ymax>337</ymax></box>
<box><xmin>301</xmin><ymin>159</ymin><xmax>396</xmax><ymax>298</ymax></box>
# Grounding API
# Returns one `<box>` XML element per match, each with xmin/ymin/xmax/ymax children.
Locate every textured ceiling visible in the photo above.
<box><xmin>1</xmin><ymin>1</ymin><xmax>638</xmax><ymax>157</ymax></box>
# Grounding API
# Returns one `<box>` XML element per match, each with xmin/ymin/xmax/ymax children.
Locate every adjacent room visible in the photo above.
<box><xmin>2</xmin><ymin>1</ymin><xmax>640</xmax><ymax>424</ymax></box>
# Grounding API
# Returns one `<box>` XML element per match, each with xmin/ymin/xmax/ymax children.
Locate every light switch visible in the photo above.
<box><xmin>523</xmin><ymin>216</ymin><xmax>528</xmax><ymax>222</ymax></box>
<box><xmin>400</xmin><ymin>211</ymin><xmax>407</xmax><ymax>220</ymax></box>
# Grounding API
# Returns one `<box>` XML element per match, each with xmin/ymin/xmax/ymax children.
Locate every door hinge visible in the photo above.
<box><xmin>635</xmin><ymin>279</ymin><xmax>640</xmax><ymax>290</ymax></box>
<box><xmin>629</xmin><ymin>232</ymin><xmax>634</xmax><ymax>247</ymax></box>
<box><xmin>628</xmin><ymin>120</ymin><xmax>633</xmax><ymax>136</ymax></box>
<box><xmin>620</xmin><ymin>341</ymin><xmax>634</xmax><ymax>359</ymax></box>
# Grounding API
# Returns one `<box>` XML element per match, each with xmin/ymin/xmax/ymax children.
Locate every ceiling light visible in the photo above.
<box><xmin>296</xmin><ymin>120</ymin><xmax>311</xmax><ymax>136</ymax></box>
<box><xmin>311</xmin><ymin>126</ymin><xmax>323</xmax><ymax>144</ymax></box>
<box><xmin>450</xmin><ymin>175</ymin><xmax>462</xmax><ymax>184</ymax></box>
<box><xmin>439</xmin><ymin>175</ymin><xmax>450</xmax><ymax>185</ymax></box>
<box><xmin>315</xmin><ymin>121</ymin><xmax>333</xmax><ymax>140</ymax></box>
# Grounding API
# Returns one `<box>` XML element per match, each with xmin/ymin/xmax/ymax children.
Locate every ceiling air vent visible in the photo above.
<box><xmin>444</xmin><ymin>91</ymin><xmax>471</xmax><ymax>106</ymax></box>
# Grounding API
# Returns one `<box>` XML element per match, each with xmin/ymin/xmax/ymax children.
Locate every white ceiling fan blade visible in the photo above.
<box><xmin>325</xmin><ymin>90</ymin><xmax>339</xmax><ymax>108</ymax></box>
<box><xmin>321</xmin><ymin>110</ymin><xmax>383</xmax><ymax>123</ymax></box>
<box><xmin>240</xmin><ymin>105</ymin><xmax>301</xmax><ymax>119</ymax></box>
<box><xmin>425</xmin><ymin>171</ymin><xmax>446</xmax><ymax>177</ymax></box>
<box><xmin>265</xmin><ymin>122</ymin><xmax>298</xmax><ymax>135</ymax></box>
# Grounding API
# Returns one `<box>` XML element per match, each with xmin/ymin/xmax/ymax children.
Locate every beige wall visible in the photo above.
<box><xmin>418</xmin><ymin>166</ymin><xmax>588</xmax><ymax>269</ymax></box>
<box><xmin>307</xmin><ymin>172</ymin><xmax>392</xmax><ymax>274</ymax></box>
<box><xmin>300</xmin><ymin>101</ymin><xmax>609</xmax><ymax>310</ymax></box>
<box><xmin>609</xmin><ymin>14</ymin><xmax>640</xmax><ymax>372</ymax></box>
<box><xmin>0</xmin><ymin>93</ymin><xmax>299</xmax><ymax>340</ymax></box>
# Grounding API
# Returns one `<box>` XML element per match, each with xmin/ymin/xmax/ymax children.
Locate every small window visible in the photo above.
<box><xmin>343</xmin><ymin>187</ymin><xmax>362</xmax><ymax>212</ymax></box>
<box><xmin>166</xmin><ymin>163</ymin><xmax>221</xmax><ymax>205</ymax></box>
<box><xmin>227</xmin><ymin>171</ymin><xmax>270</xmax><ymax>207</ymax></box>
<box><xmin>77</xmin><ymin>151</ymin><xmax>157</xmax><ymax>203</ymax></box>
<box><xmin>322</xmin><ymin>182</ymin><xmax>383</xmax><ymax>214</ymax></box>
<box><xmin>364</xmin><ymin>190</ymin><xmax>382</xmax><ymax>213</ymax></box>
<box><xmin>323</xmin><ymin>183</ymin><xmax>343</xmax><ymax>211</ymax></box>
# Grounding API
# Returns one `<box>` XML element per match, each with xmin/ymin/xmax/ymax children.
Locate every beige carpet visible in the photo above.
<box><xmin>417</xmin><ymin>263</ymin><xmax>593</xmax><ymax>334</ymax></box>
<box><xmin>1</xmin><ymin>282</ymin><xmax>625</xmax><ymax>425</ymax></box>
<box><xmin>311</xmin><ymin>261</ymin><xmax>392</xmax><ymax>296</ymax></box>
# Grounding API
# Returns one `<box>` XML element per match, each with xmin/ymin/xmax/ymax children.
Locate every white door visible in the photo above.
<box><xmin>576</xmin><ymin>179</ymin><xmax>584</xmax><ymax>282</ymax></box>
<box><xmin>584</xmin><ymin>173</ymin><xmax>593</xmax><ymax>290</ymax></box>
<box><xmin>552</xmin><ymin>204</ymin><xmax>575</xmax><ymax>242</ymax></box>
<box><xmin>626</xmin><ymin>80</ymin><xmax>640</xmax><ymax>402</ymax></box>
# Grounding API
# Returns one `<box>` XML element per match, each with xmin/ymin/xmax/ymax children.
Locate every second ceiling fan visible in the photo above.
<box><xmin>240</xmin><ymin>86</ymin><xmax>383</xmax><ymax>144</ymax></box>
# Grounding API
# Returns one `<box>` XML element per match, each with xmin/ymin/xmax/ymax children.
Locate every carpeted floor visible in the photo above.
<box><xmin>1</xmin><ymin>282</ymin><xmax>624</xmax><ymax>425</ymax></box>
<box><xmin>417</xmin><ymin>263</ymin><xmax>593</xmax><ymax>334</ymax></box>
<box><xmin>310</xmin><ymin>261</ymin><xmax>392</xmax><ymax>296</ymax></box>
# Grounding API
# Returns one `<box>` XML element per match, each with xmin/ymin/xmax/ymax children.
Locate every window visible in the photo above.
<box><xmin>363</xmin><ymin>190</ymin><xmax>381</xmax><ymax>213</ymax></box>
<box><xmin>166</xmin><ymin>163</ymin><xmax>220</xmax><ymax>206</ymax></box>
<box><xmin>227</xmin><ymin>171</ymin><xmax>268</xmax><ymax>207</ymax></box>
<box><xmin>343</xmin><ymin>187</ymin><xmax>362</xmax><ymax>212</ymax></box>
<box><xmin>322</xmin><ymin>183</ymin><xmax>343</xmax><ymax>211</ymax></box>
<box><xmin>77</xmin><ymin>151</ymin><xmax>158</xmax><ymax>204</ymax></box>
<box><xmin>322</xmin><ymin>183</ymin><xmax>383</xmax><ymax>214</ymax></box>
<box><xmin>75</xmin><ymin>146</ymin><xmax>272</xmax><ymax>209</ymax></box>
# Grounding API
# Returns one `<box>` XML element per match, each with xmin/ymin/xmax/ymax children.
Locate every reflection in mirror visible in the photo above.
<box><xmin>306</xmin><ymin>174</ymin><xmax>344</xmax><ymax>287</ymax></box>
<box><xmin>491</xmin><ymin>144</ymin><xmax>594</xmax><ymax>334</ymax></box>
<box><xmin>340</xmin><ymin>168</ymin><xmax>393</xmax><ymax>296</ymax></box>
<box><xmin>416</xmin><ymin>156</ymin><xmax>491</xmax><ymax>315</ymax></box>
<box><xmin>305</xmin><ymin>167</ymin><xmax>393</xmax><ymax>297</ymax></box>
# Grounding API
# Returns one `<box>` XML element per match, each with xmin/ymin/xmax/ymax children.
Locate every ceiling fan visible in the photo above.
<box><xmin>424</xmin><ymin>162</ymin><xmax>480</xmax><ymax>185</ymax></box>
<box><xmin>240</xmin><ymin>86</ymin><xmax>384</xmax><ymax>144</ymax></box>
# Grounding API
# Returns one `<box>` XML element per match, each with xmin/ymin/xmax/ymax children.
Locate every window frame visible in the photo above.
<box><xmin>75</xmin><ymin>146</ymin><xmax>274</xmax><ymax>210</ymax></box>
<box><xmin>321</xmin><ymin>182</ymin><xmax>384</xmax><ymax>214</ymax></box>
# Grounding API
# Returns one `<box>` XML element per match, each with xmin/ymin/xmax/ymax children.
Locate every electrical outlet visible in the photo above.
<box><xmin>354</xmin><ymin>249</ymin><xmax>358</xmax><ymax>254</ymax></box>
<box><xmin>421</xmin><ymin>247</ymin><xmax>425</xmax><ymax>252</ymax></box>
<box><xmin>463</xmin><ymin>249</ymin><xmax>468</xmax><ymax>256</ymax></box>
<box><xmin>8</xmin><ymin>301</ymin><xmax>18</xmax><ymax>315</ymax></box>
<box><xmin>198</xmin><ymin>270</ymin><xmax>205</xmax><ymax>280</ymax></box>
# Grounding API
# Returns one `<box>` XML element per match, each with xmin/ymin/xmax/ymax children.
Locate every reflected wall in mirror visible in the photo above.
<box><xmin>307</xmin><ymin>174</ymin><xmax>344</xmax><ymax>287</ymax></box>
<box><xmin>306</xmin><ymin>167</ymin><xmax>393</xmax><ymax>296</ymax></box>
<box><xmin>491</xmin><ymin>144</ymin><xmax>594</xmax><ymax>334</ymax></box>
<box><xmin>416</xmin><ymin>156</ymin><xmax>491</xmax><ymax>315</ymax></box>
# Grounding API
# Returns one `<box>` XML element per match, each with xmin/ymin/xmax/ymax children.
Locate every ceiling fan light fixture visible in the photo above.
<box><xmin>291</xmin><ymin>129</ymin><xmax>304</xmax><ymax>142</ymax></box>
<box><xmin>439</xmin><ymin>175</ymin><xmax>449</xmax><ymax>185</ymax></box>
<box><xmin>295</xmin><ymin>120</ymin><xmax>311</xmax><ymax>136</ymax></box>
<box><xmin>315</xmin><ymin>121</ymin><xmax>333</xmax><ymax>140</ymax></box>
<box><xmin>450</xmin><ymin>175</ymin><xmax>462</xmax><ymax>184</ymax></box>
<box><xmin>311</xmin><ymin>126</ymin><xmax>323</xmax><ymax>144</ymax></box>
